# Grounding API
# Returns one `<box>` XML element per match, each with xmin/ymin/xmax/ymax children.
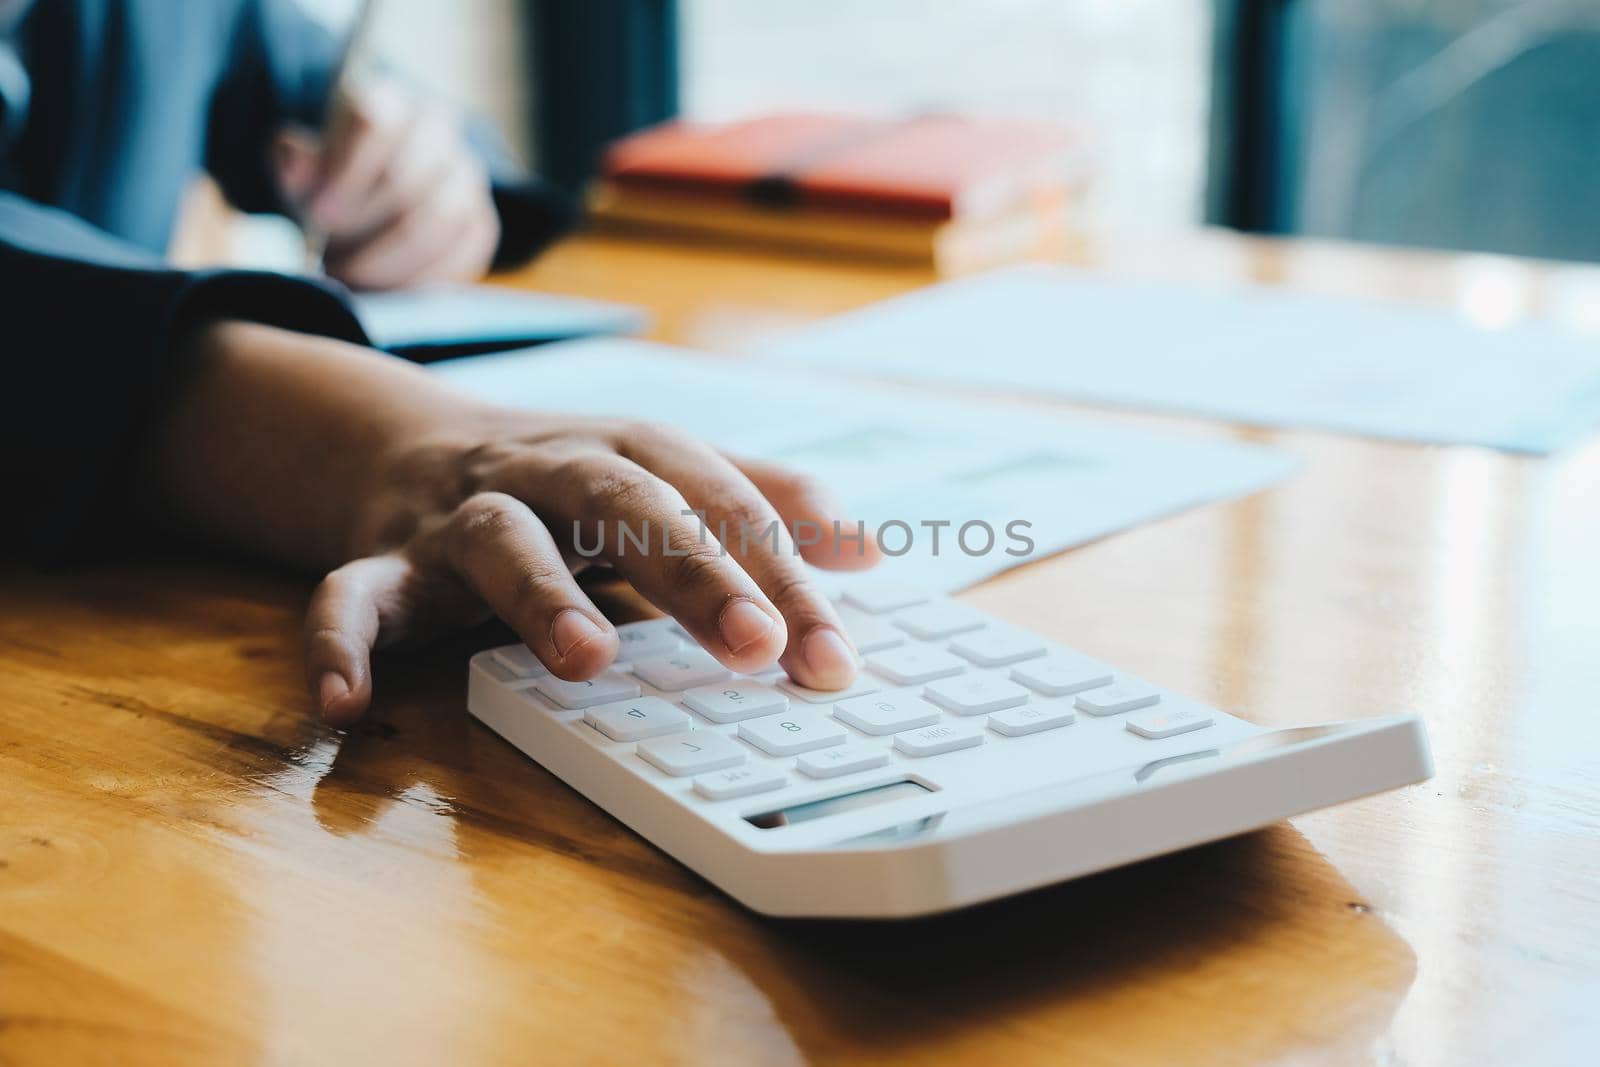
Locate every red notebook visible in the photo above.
<box><xmin>601</xmin><ymin>112</ymin><xmax>1089</xmax><ymax>222</ymax></box>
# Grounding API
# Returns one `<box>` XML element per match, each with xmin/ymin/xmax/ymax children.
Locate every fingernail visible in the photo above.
<box><xmin>802</xmin><ymin>627</ymin><xmax>857</xmax><ymax>686</ymax></box>
<box><xmin>318</xmin><ymin>670</ymin><xmax>349</xmax><ymax>714</ymax></box>
<box><xmin>718</xmin><ymin>598</ymin><xmax>776</xmax><ymax>654</ymax></box>
<box><xmin>551</xmin><ymin>609</ymin><xmax>604</xmax><ymax>658</ymax></box>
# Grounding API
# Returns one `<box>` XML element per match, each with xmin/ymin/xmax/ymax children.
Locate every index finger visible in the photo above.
<box><xmin>486</xmin><ymin>449</ymin><xmax>793</xmax><ymax>677</ymax></box>
<box><xmin>618</xmin><ymin>428</ymin><xmax>860</xmax><ymax>691</ymax></box>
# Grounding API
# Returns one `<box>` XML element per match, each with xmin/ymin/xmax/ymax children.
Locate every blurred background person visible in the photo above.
<box><xmin>0</xmin><ymin>0</ymin><xmax>573</xmax><ymax>289</ymax></box>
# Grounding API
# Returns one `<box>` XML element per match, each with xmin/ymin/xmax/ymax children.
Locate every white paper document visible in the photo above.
<box><xmin>432</xmin><ymin>339</ymin><xmax>1295</xmax><ymax>593</ymax></box>
<box><xmin>352</xmin><ymin>284</ymin><xmax>647</xmax><ymax>353</ymax></box>
<box><xmin>755</xmin><ymin>264</ymin><xmax>1600</xmax><ymax>454</ymax></box>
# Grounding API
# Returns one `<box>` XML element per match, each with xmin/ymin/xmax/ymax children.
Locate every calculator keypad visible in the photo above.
<box><xmin>894</xmin><ymin>721</ymin><xmax>985</xmax><ymax>757</ymax></box>
<box><xmin>584</xmin><ymin>696</ymin><xmax>689</xmax><ymax>742</ymax></box>
<box><xmin>694</xmin><ymin>765</ymin><xmax>787</xmax><ymax>800</ymax></box>
<box><xmin>683</xmin><ymin>681</ymin><xmax>788</xmax><ymax>723</ymax></box>
<box><xmin>833</xmin><ymin>693</ymin><xmax>940</xmax><ymax>735</ymax></box>
<box><xmin>777</xmin><ymin>675</ymin><xmax>882</xmax><ymax>704</ymax></box>
<box><xmin>923</xmin><ymin>676</ymin><xmax>1031</xmax><ymax>716</ymax></box>
<box><xmin>893</xmin><ymin>600</ymin><xmax>987</xmax><ymax>639</ymax></box>
<box><xmin>989</xmin><ymin>704</ymin><xmax>1075</xmax><ymax>737</ymax></box>
<box><xmin>637</xmin><ymin>731</ymin><xmax>746</xmax><ymax>776</ymax></box>
<box><xmin>739</xmin><ymin>712</ymin><xmax>849</xmax><ymax>756</ymax></box>
<box><xmin>841</xmin><ymin>582</ymin><xmax>928</xmax><ymax>614</ymax></box>
<box><xmin>1125</xmin><ymin>707</ymin><xmax>1213</xmax><ymax>739</ymax></box>
<box><xmin>1010</xmin><ymin>655</ymin><xmax>1115</xmax><ymax>697</ymax></box>
<box><xmin>866</xmin><ymin>646</ymin><xmax>967</xmax><ymax>685</ymax></box>
<box><xmin>632</xmin><ymin>648</ymin><xmax>733</xmax><ymax>691</ymax></box>
<box><xmin>491</xmin><ymin>643</ymin><xmax>549</xmax><ymax>678</ymax></box>
<box><xmin>613</xmin><ymin>618</ymin><xmax>683</xmax><ymax>662</ymax></box>
<box><xmin>795</xmin><ymin>744</ymin><xmax>890</xmax><ymax>779</ymax></box>
<box><xmin>949</xmin><ymin>627</ymin><xmax>1049</xmax><ymax>667</ymax></box>
<box><xmin>484</xmin><ymin>589</ymin><xmax>1223</xmax><ymax>813</ymax></box>
<box><xmin>1075</xmin><ymin>681</ymin><xmax>1162</xmax><ymax>716</ymax></box>
<box><xmin>535</xmin><ymin>670</ymin><xmax>641</xmax><ymax>710</ymax></box>
<box><xmin>836</xmin><ymin>606</ymin><xmax>907</xmax><ymax>653</ymax></box>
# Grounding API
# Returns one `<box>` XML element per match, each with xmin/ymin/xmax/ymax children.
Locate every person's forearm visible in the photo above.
<box><xmin>137</xmin><ymin>319</ymin><xmax>872</xmax><ymax>720</ymax></box>
<box><xmin>141</xmin><ymin>320</ymin><xmax>482</xmax><ymax>570</ymax></box>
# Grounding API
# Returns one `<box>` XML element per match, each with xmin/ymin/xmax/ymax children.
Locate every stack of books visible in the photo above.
<box><xmin>587</xmin><ymin>112</ymin><xmax>1093</xmax><ymax>271</ymax></box>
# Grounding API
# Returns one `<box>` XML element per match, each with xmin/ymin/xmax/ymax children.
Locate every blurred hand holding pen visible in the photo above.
<box><xmin>267</xmin><ymin>0</ymin><xmax>500</xmax><ymax>292</ymax></box>
<box><xmin>283</xmin><ymin>0</ymin><xmax>379</xmax><ymax>274</ymax></box>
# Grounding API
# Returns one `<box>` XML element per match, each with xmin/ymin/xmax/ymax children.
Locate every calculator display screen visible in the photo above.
<box><xmin>745</xmin><ymin>779</ymin><xmax>933</xmax><ymax>829</ymax></box>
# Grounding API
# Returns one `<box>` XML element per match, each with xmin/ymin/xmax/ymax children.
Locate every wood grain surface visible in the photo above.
<box><xmin>3</xmin><ymin>230</ymin><xmax>1598</xmax><ymax>1066</ymax></box>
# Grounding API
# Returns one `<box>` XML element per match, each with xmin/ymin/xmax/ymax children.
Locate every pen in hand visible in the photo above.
<box><xmin>301</xmin><ymin>0</ymin><xmax>378</xmax><ymax>275</ymax></box>
<box><xmin>269</xmin><ymin>0</ymin><xmax>501</xmax><ymax>290</ymax></box>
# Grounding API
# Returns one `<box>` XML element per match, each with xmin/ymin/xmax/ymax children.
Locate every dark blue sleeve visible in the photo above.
<box><xmin>0</xmin><ymin>192</ymin><xmax>367</xmax><ymax>563</ymax></box>
<box><xmin>205</xmin><ymin>0</ymin><xmax>576</xmax><ymax>268</ymax></box>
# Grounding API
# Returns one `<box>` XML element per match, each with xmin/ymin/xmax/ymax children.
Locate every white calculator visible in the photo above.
<box><xmin>466</xmin><ymin>583</ymin><xmax>1433</xmax><ymax>918</ymax></box>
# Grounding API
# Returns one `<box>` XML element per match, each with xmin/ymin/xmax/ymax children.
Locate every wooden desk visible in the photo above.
<box><xmin>4</xmin><ymin>233</ymin><xmax>1598</xmax><ymax>1066</ymax></box>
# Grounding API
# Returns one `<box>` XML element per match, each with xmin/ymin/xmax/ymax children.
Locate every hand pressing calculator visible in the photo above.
<box><xmin>467</xmin><ymin>583</ymin><xmax>1433</xmax><ymax>918</ymax></box>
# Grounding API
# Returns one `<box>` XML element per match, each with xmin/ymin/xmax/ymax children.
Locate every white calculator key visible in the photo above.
<box><xmin>491</xmin><ymin>644</ymin><xmax>548</xmax><ymax>678</ymax></box>
<box><xmin>989</xmin><ymin>704</ymin><xmax>1076</xmax><ymax>737</ymax></box>
<box><xmin>1126</xmin><ymin>707</ymin><xmax>1214</xmax><ymax>739</ymax></box>
<box><xmin>632</xmin><ymin>648</ymin><xmax>733</xmax><ymax>691</ymax></box>
<box><xmin>739</xmin><ymin>711</ymin><xmax>849</xmax><ymax>756</ymax></box>
<box><xmin>866</xmin><ymin>646</ymin><xmax>967</xmax><ymax>685</ymax></box>
<box><xmin>841</xmin><ymin>581</ymin><xmax>928</xmax><ymax>615</ymax></box>
<box><xmin>613</xmin><ymin>619</ymin><xmax>683</xmax><ymax>661</ymax></box>
<box><xmin>584</xmin><ymin>695</ymin><xmax>690</xmax><ymax>741</ymax></box>
<box><xmin>836</xmin><ymin>606</ymin><xmax>906</xmax><ymax>653</ymax></box>
<box><xmin>694</xmin><ymin>765</ymin><xmax>788</xmax><ymax>801</ymax></box>
<box><xmin>892</xmin><ymin>601</ymin><xmax>987</xmax><ymax>640</ymax></box>
<box><xmin>923</xmin><ymin>676</ymin><xmax>1031</xmax><ymax>716</ymax></box>
<box><xmin>1010</xmin><ymin>655</ymin><xmax>1115</xmax><ymax>697</ymax></box>
<box><xmin>833</xmin><ymin>693</ymin><xmax>941</xmax><ymax>736</ymax></box>
<box><xmin>893</xmin><ymin>721</ymin><xmax>986</xmax><ymax>757</ymax></box>
<box><xmin>949</xmin><ymin>628</ymin><xmax>1049</xmax><ymax>668</ymax></box>
<box><xmin>535</xmin><ymin>670</ymin><xmax>641</xmax><ymax>710</ymax></box>
<box><xmin>795</xmin><ymin>745</ymin><xmax>891</xmax><ymax>779</ymax></box>
<box><xmin>777</xmin><ymin>675</ymin><xmax>882</xmax><ymax>704</ymax></box>
<box><xmin>636</xmin><ymin>730</ymin><xmax>747</xmax><ymax>776</ymax></box>
<box><xmin>1075</xmin><ymin>681</ymin><xmax>1162</xmax><ymax>716</ymax></box>
<box><xmin>683</xmin><ymin>680</ymin><xmax>789</xmax><ymax>723</ymax></box>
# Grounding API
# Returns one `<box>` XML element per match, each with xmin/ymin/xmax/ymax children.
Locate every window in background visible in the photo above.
<box><xmin>679</xmin><ymin>0</ymin><xmax>1215</xmax><ymax>231</ymax></box>
<box><xmin>1279</xmin><ymin>0</ymin><xmax>1600</xmax><ymax>263</ymax></box>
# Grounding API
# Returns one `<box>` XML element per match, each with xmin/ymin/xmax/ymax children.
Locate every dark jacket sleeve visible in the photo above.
<box><xmin>1</xmin><ymin>192</ymin><xmax>367</xmax><ymax>563</ymax></box>
<box><xmin>204</xmin><ymin>0</ymin><xmax>576</xmax><ymax>269</ymax></box>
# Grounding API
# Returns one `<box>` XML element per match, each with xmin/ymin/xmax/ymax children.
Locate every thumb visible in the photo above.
<box><xmin>273</xmin><ymin>128</ymin><xmax>323</xmax><ymax>207</ymax></box>
<box><xmin>304</xmin><ymin>554</ymin><xmax>411</xmax><ymax>727</ymax></box>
